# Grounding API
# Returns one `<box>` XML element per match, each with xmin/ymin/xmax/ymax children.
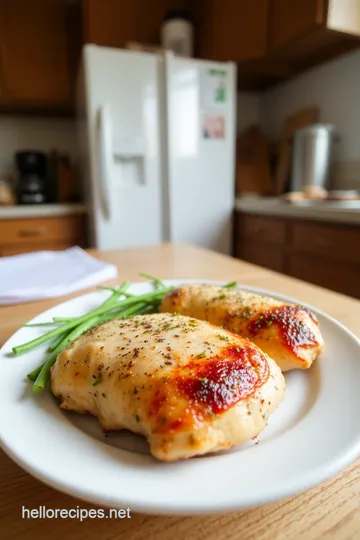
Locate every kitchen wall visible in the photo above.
<box><xmin>0</xmin><ymin>116</ymin><xmax>78</xmax><ymax>180</ymax></box>
<box><xmin>260</xmin><ymin>49</ymin><xmax>360</xmax><ymax>189</ymax></box>
<box><xmin>237</xmin><ymin>92</ymin><xmax>261</xmax><ymax>134</ymax></box>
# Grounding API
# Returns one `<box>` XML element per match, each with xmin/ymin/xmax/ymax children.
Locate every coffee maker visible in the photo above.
<box><xmin>16</xmin><ymin>151</ymin><xmax>47</xmax><ymax>204</ymax></box>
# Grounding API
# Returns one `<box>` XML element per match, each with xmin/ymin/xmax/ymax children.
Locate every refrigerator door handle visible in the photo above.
<box><xmin>97</xmin><ymin>104</ymin><xmax>113</xmax><ymax>220</ymax></box>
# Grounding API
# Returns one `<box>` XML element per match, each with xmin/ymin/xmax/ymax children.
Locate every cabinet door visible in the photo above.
<box><xmin>83</xmin><ymin>0</ymin><xmax>187</xmax><ymax>48</ymax></box>
<box><xmin>0</xmin><ymin>0</ymin><xmax>72</xmax><ymax>105</ymax></box>
<box><xmin>0</xmin><ymin>216</ymin><xmax>85</xmax><ymax>245</ymax></box>
<box><xmin>195</xmin><ymin>0</ymin><xmax>269</xmax><ymax>61</ymax></box>
<box><xmin>216</xmin><ymin>0</ymin><xmax>269</xmax><ymax>61</ymax></box>
<box><xmin>288</xmin><ymin>253</ymin><xmax>360</xmax><ymax>299</ymax></box>
<box><xmin>192</xmin><ymin>0</ymin><xmax>216</xmax><ymax>59</ymax></box>
<box><xmin>291</xmin><ymin>221</ymin><xmax>360</xmax><ymax>265</ymax></box>
<box><xmin>236</xmin><ymin>213</ymin><xmax>287</xmax><ymax>245</ymax></box>
<box><xmin>236</xmin><ymin>240</ymin><xmax>285</xmax><ymax>272</ymax></box>
<box><xmin>269</xmin><ymin>0</ymin><xmax>326</xmax><ymax>50</ymax></box>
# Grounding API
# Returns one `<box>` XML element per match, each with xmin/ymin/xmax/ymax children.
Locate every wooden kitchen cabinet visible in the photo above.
<box><xmin>0</xmin><ymin>10</ymin><xmax>5</xmax><ymax>101</ymax></box>
<box><xmin>291</xmin><ymin>220</ymin><xmax>360</xmax><ymax>265</ymax></box>
<box><xmin>235</xmin><ymin>213</ymin><xmax>287</xmax><ymax>245</ymax></box>
<box><xmin>193</xmin><ymin>0</ymin><xmax>269</xmax><ymax>62</ymax></box>
<box><xmin>269</xmin><ymin>0</ymin><xmax>360</xmax><ymax>65</ymax></box>
<box><xmin>83</xmin><ymin>0</ymin><xmax>187</xmax><ymax>49</ymax></box>
<box><xmin>234</xmin><ymin>212</ymin><xmax>360</xmax><ymax>299</ymax></box>
<box><xmin>0</xmin><ymin>215</ymin><xmax>87</xmax><ymax>256</ymax></box>
<box><xmin>270</xmin><ymin>0</ymin><xmax>360</xmax><ymax>51</ymax></box>
<box><xmin>195</xmin><ymin>0</ymin><xmax>360</xmax><ymax>89</ymax></box>
<box><xmin>236</xmin><ymin>240</ymin><xmax>285</xmax><ymax>272</ymax></box>
<box><xmin>0</xmin><ymin>0</ymin><xmax>79</xmax><ymax>110</ymax></box>
<box><xmin>288</xmin><ymin>253</ymin><xmax>360</xmax><ymax>299</ymax></box>
<box><xmin>269</xmin><ymin>0</ymin><xmax>326</xmax><ymax>51</ymax></box>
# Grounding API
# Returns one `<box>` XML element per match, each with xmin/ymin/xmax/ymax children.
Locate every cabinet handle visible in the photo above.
<box><xmin>18</xmin><ymin>228</ymin><xmax>45</xmax><ymax>238</ymax></box>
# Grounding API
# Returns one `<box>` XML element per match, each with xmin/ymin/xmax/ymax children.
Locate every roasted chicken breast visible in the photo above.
<box><xmin>51</xmin><ymin>313</ymin><xmax>285</xmax><ymax>461</ymax></box>
<box><xmin>160</xmin><ymin>285</ymin><xmax>324</xmax><ymax>372</ymax></box>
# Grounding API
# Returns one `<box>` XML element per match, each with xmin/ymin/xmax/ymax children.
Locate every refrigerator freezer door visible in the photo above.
<box><xmin>97</xmin><ymin>104</ymin><xmax>114</xmax><ymax>220</ymax></box>
<box><xmin>165</xmin><ymin>54</ymin><xmax>236</xmax><ymax>254</ymax></box>
<box><xmin>82</xmin><ymin>45</ymin><xmax>165</xmax><ymax>250</ymax></box>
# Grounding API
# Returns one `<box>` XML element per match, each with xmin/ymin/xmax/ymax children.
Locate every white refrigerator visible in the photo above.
<box><xmin>77</xmin><ymin>44</ymin><xmax>236</xmax><ymax>253</ymax></box>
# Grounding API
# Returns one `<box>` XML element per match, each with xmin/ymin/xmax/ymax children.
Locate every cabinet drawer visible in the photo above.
<box><xmin>291</xmin><ymin>221</ymin><xmax>360</xmax><ymax>264</ymax></box>
<box><xmin>0</xmin><ymin>242</ymin><xmax>76</xmax><ymax>257</ymax></box>
<box><xmin>0</xmin><ymin>216</ymin><xmax>84</xmax><ymax>245</ymax></box>
<box><xmin>288</xmin><ymin>254</ymin><xmax>360</xmax><ymax>299</ymax></box>
<box><xmin>236</xmin><ymin>240</ymin><xmax>285</xmax><ymax>272</ymax></box>
<box><xmin>236</xmin><ymin>213</ymin><xmax>287</xmax><ymax>245</ymax></box>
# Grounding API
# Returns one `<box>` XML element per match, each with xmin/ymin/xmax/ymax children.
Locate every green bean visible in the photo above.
<box><xmin>27</xmin><ymin>362</ymin><xmax>46</xmax><ymax>382</ymax></box>
<box><xmin>32</xmin><ymin>315</ymin><xmax>101</xmax><ymax>392</ymax></box>
<box><xmin>223</xmin><ymin>281</ymin><xmax>238</xmax><ymax>288</ymax></box>
<box><xmin>28</xmin><ymin>302</ymin><xmax>155</xmax><ymax>383</ymax></box>
<box><xmin>32</xmin><ymin>301</ymin><xmax>148</xmax><ymax>392</ymax></box>
<box><xmin>13</xmin><ymin>287</ymin><xmax>171</xmax><ymax>356</ymax></box>
<box><xmin>24</xmin><ymin>322</ymin><xmax>60</xmax><ymax>327</ymax></box>
<box><xmin>47</xmin><ymin>331</ymin><xmax>69</xmax><ymax>352</ymax></box>
<box><xmin>52</xmin><ymin>281</ymin><xmax>131</xmax><ymax>322</ymax></box>
<box><xmin>100</xmin><ymin>281</ymin><xmax>131</xmax><ymax>306</ymax></box>
<box><xmin>139</xmin><ymin>272</ymin><xmax>166</xmax><ymax>290</ymax></box>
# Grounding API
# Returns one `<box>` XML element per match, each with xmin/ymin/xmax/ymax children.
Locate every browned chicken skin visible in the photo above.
<box><xmin>51</xmin><ymin>313</ymin><xmax>285</xmax><ymax>461</ymax></box>
<box><xmin>160</xmin><ymin>285</ymin><xmax>324</xmax><ymax>372</ymax></box>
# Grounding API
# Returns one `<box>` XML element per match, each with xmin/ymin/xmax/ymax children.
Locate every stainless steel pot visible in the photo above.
<box><xmin>290</xmin><ymin>124</ymin><xmax>337</xmax><ymax>192</ymax></box>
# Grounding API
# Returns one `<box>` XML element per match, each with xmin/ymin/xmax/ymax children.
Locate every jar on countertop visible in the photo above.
<box><xmin>161</xmin><ymin>10</ymin><xmax>193</xmax><ymax>57</ymax></box>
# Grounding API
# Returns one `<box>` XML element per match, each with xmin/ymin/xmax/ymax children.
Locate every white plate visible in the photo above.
<box><xmin>1</xmin><ymin>279</ymin><xmax>360</xmax><ymax>515</ymax></box>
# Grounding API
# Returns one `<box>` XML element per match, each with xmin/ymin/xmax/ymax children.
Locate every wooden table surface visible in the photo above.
<box><xmin>1</xmin><ymin>243</ymin><xmax>360</xmax><ymax>540</ymax></box>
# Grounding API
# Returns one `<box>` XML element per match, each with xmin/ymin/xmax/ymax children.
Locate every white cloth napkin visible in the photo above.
<box><xmin>0</xmin><ymin>246</ymin><xmax>118</xmax><ymax>305</ymax></box>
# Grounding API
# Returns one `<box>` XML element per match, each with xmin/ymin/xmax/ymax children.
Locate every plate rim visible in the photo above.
<box><xmin>1</xmin><ymin>278</ymin><xmax>360</xmax><ymax>515</ymax></box>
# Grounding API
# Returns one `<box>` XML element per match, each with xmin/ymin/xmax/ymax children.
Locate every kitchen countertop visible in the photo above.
<box><xmin>235</xmin><ymin>197</ymin><xmax>360</xmax><ymax>224</ymax></box>
<box><xmin>0</xmin><ymin>203</ymin><xmax>88</xmax><ymax>219</ymax></box>
<box><xmin>1</xmin><ymin>243</ymin><xmax>359</xmax><ymax>540</ymax></box>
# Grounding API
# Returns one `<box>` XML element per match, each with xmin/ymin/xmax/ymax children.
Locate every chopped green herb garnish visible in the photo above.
<box><xmin>219</xmin><ymin>293</ymin><xmax>226</xmax><ymax>299</ymax></box>
<box><xmin>188</xmin><ymin>322</ymin><xmax>197</xmax><ymax>327</ymax></box>
<box><xmin>162</xmin><ymin>376</ymin><xmax>169</xmax><ymax>383</ymax></box>
<box><xmin>198</xmin><ymin>377</ymin><xmax>207</xmax><ymax>383</ymax></box>
<box><xmin>195</xmin><ymin>351</ymin><xmax>206</xmax><ymax>358</ymax></box>
<box><xmin>135</xmin><ymin>414</ymin><xmax>141</xmax><ymax>422</ymax></box>
<box><xmin>84</xmin><ymin>355</ymin><xmax>89</xmax><ymax>363</ymax></box>
<box><xmin>219</xmin><ymin>334</ymin><xmax>229</xmax><ymax>341</ymax></box>
<box><xmin>223</xmin><ymin>281</ymin><xmax>237</xmax><ymax>288</ymax></box>
<box><xmin>266</xmin><ymin>320</ymin><xmax>273</xmax><ymax>327</ymax></box>
<box><xmin>92</xmin><ymin>378</ymin><xmax>103</xmax><ymax>386</ymax></box>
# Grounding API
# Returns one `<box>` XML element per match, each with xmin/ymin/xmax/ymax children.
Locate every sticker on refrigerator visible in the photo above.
<box><xmin>203</xmin><ymin>113</ymin><xmax>225</xmax><ymax>139</ymax></box>
<box><xmin>202</xmin><ymin>68</ymin><xmax>228</xmax><ymax>108</ymax></box>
